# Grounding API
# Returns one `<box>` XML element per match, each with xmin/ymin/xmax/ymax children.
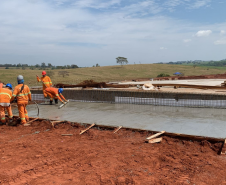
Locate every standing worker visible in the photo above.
<box><xmin>11</xmin><ymin>75</ymin><xmax>32</xmax><ymax>125</ymax></box>
<box><xmin>44</xmin><ymin>87</ymin><xmax>68</xmax><ymax>105</ymax></box>
<box><xmin>36</xmin><ymin>71</ymin><xmax>56</xmax><ymax>104</ymax></box>
<box><xmin>0</xmin><ymin>84</ymin><xmax>13</xmax><ymax>125</ymax></box>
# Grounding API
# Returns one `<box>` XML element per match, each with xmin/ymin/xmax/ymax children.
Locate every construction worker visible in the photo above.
<box><xmin>0</xmin><ymin>84</ymin><xmax>13</xmax><ymax>125</ymax></box>
<box><xmin>44</xmin><ymin>87</ymin><xmax>68</xmax><ymax>105</ymax></box>
<box><xmin>36</xmin><ymin>71</ymin><xmax>56</xmax><ymax>104</ymax></box>
<box><xmin>0</xmin><ymin>82</ymin><xmax>3</xmax><ymax>88</ymax></box>
<box><xmin>11</xmin><ymin>75</ymin><xmax>32</xmax><ymax>125</ymax></box>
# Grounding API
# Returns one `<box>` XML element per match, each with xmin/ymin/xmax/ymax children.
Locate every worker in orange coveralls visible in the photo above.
<box><xmin>44</xmin><ymin>87</ymin><xmax>68</xmax><ymax>105</ymax></box>
<box><xmin>0</xmin><ymin>83</ymin><xmax>3</xmax><ymax>88</ymax></box>
<box><xmin>11</xmin><ymin>75</ymin><xmax>32</xmax><ymax>125</ymax></box>
<box><xmin>0</xmin><ymin>83</ymin><xmax>13</xmax><ymax>125</ymax></box>
<box><xmin>36</xmin><ymin>71</ymin><xmax>56</xmax><ymax>104</ymax></box>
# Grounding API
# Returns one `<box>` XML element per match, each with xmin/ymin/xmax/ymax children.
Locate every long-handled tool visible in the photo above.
<box><xmin>32</xmin><ymin>100</ymin><xmax>39</xmax><ymax>117</ymax></box>
<box><xmin>58</xmin><ymin>100</ymin><xmax>69</xmax><ymax>109</ymax></box>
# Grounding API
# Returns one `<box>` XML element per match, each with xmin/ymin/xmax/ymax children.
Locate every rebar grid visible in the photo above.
<box><xmin>31</xmin><ymin>90</ymin><xmax>226</xmax><ymax>109</ymax></box>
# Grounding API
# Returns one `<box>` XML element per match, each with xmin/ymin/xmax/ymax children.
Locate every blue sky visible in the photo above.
<box><xmin>0</xmin><ymin>0</ymin><xmax>226</xmax><ymax>66</ymax></box>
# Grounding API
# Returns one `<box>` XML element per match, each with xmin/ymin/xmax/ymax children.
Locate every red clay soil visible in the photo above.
<box><xmin>0</xmin><ymin>121</ymin><xmax>226</xmax><ymax>185</ymax></box>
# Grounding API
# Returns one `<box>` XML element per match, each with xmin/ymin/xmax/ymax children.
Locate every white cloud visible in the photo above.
<box><xmin>160</xmin><ymin>47</ymin><xmax>167</xmax><ymax>50</ymax></box>
<box><xmin>214</xmin><ymin>39</ymin><xmax>226</xmax><ymax>45</ymax></box>
<box><xmin>189</xmin><ymin>0</ymin><xmax>211</xmax><ymax>9</ymax></box>
<box><xmin>183</xmin><ymin>39</ymin><xmax>191</xmax><ymax>43</ymax></box>
<box><xmin>72</xmin><ymin>0</ymin><xmax>121</xmax><ymax>9</ymax></box>
<box><xmin>220</xmin><ymin>30</ymin><xmax>225</xmax><ymax>35</ymax></box>
<box><xmin>195</xmin><ymin>30</ymin><xmax>212</xmax><ymax>37</ymax></box>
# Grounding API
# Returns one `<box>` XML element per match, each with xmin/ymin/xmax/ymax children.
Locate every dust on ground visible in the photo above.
<box><xmin>1</xmin><ymin>121</ymin><xmax>226</xmax><ymax>184</ymax></box>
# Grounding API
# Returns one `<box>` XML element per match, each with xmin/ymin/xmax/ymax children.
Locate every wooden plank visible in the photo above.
<box><xmin>80</xmin><ymin>123</ymin><xmax>95</xmax><ymax>135</ymax></box>
<box><xmin>221</xmin><ymin>139</ymin><xmax>226</xmax><ymax>155</ymax></box>
<box><xmin>146</xmin><ymin>131</ymin><xmax>165</xmax><ymax>140</ymax></box>
<box><xmin>148</xmin><ymin>137</ymin><xmax>162</xmax><ymax>143</ymax></box>
<box><xmin>24</xmin><ymin>118</ymin><xmax>39</xmax><ymax>126</ymax></box>
<box><xmin>114</xmin><ymin>126</ymin><xmax>122</xmax><ymax>134</ymax></box>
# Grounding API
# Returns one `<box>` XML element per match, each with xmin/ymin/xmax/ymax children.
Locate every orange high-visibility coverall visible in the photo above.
<box><xmin>11</xmin><ymin>84</ymin><xmax>32</xmax><ymax>124</ymax></box>
<box><xmin>0</xmin><ymin>88</ymin><xmax>13</xmax><ymax>123</ymax></box>
<box><xmin>36</xmin><ymin>76</ymin><xmax>52</xmax><ymax>98</ymax></box>
<box><xmin>44</xmin><ymin>87</ymin><xmax>67</xmax><ymax>102</ymax></box>
<box><xmin>0</xmin><ymin>83</ymin><xmax>3</xmax><ymax>88</ymax></box>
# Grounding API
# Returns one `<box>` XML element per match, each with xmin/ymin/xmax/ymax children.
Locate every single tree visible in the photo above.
<box><xmin>116</xmin><ymin>57</ymin><xmax>128</xmax><ymax>66</ymax></box>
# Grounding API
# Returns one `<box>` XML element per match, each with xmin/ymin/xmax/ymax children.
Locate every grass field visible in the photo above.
<box><xmin>1</xmin><ymin>64</ymin><xmax>226</xmax><ymax>87</ymax></box>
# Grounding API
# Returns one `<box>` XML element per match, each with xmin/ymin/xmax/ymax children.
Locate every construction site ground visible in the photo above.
<box><xmin>1</xmin><ymin>121</ymin><xmax>226</xmax><ymax>185</ymax></box>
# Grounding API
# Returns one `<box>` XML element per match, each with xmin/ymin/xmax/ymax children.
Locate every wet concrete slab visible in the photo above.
<box><xmin>16</xmin><ymin>102</ymin><xmax>226</xmax><ymax>138</ymax></box>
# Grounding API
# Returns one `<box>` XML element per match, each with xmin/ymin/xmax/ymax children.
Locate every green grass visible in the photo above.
<box><xmin>1</xmin><ymin>64</ymin><xmax>226</xmax><ymax>87</ymax></box>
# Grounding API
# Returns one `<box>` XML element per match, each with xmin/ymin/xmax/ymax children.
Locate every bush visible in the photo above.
<box><xmin>157</xmin><ymin>73</ymin><xmax>170</xmax><ymax>77</ymax></box>
<box><xmin>5</xmin><ymin>67</ymin><xmax>9</xmax><ymax>69</ymax></box>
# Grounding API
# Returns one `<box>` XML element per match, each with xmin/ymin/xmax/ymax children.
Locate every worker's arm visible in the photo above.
<box><xmin>59</xmin><ymin>94</ymin><xmax>67</xmax><ymax>102</ymax></box>
<box><xmin>10</xmin><ymin>87</ymin><xmax>18</xmax><ymax>102</ymax></box>
<box><xmin>36</xmin><ymin>75</ymin><xmax>41</xmax><ymax>82</ymax></box>
<box><xmin>56</xmin><ymin>94</ymin><xmax>63</xmax><ymax>102</ymax></box>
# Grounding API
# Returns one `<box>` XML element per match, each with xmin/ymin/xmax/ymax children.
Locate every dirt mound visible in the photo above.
<box><xmin>55</xmin><ymin>80</ymin><xmax>135</xmax><ymax>88</ymax></box>
<box><xmin>0</xmin><ymin>121</ymin><xmax>226</xmax><ymax>184</ymax></box>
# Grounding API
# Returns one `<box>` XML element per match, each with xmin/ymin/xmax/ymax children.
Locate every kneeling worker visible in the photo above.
<box><xmin>11</xmin><ymin>75</ymin><xmax>32</xmax><ymax>125</ymax></box>
<box><xmin>44</xmin><ymin>87</ymin><xmax>68</xmax><ymax>105</ymax></box>
<box><xmin>0</xmin><ymin>84</ymin><xmax>13</xmax><ymax>125</ymax></box>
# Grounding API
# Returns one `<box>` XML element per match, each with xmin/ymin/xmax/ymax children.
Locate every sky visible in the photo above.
<box><xmin>0</xmin><ymin>0</ymin><xmax>226</xmax><ymax>66</ymax></box>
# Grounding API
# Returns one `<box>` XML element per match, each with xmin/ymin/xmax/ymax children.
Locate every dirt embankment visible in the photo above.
<box><xmin>0</xmin><ymin>121</ymin><xmax>226</xmax><ymax>185</ymax></box>
<box><xmin>55</xmin><ymin>80</ymin><xmax>135</xmax><ymax>88</ymax></box>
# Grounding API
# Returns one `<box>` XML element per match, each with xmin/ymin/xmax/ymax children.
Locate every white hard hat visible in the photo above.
<box><xmin>17</xmin><ymin>75</ymin><xmax>24</xmax><ymax>81</ymax></box>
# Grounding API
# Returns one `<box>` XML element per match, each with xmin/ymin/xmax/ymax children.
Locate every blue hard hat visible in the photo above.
<box><xmin>6</xmin><ymin>83</ymin><xmax>13</xmax><ymax>89</ymax></box>
<box><xmin>58</xmin><ymin>88</ymin><xmax>63</xmax><ymax>94</ymax></box>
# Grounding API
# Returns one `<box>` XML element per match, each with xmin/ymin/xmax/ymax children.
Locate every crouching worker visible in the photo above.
<box><xmin>44</xmin><ymin>87</ymin><xmax>68</xmax><ymax>105</ymax></box>
<box><xmin>0</xmin><ymin>84</ymin><xmax>13</xmax><ymax>125</ymax></box>
<box><xmin>11</xmin><ymin>75</ymin><xmax>32</xmax><ymax>125</ymax></box>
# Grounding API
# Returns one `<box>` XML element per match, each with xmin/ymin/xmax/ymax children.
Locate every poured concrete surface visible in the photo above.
<box><xmin>15</xmin><ymin>102</ymin><xmax>226</xmax><ymax>138</ymax></box>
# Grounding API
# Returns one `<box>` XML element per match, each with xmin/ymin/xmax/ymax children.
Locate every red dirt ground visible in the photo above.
<box><xmin>1</xmin><ymin>121</ymin><xmax>226</xmax><ymax>185</ymax></box>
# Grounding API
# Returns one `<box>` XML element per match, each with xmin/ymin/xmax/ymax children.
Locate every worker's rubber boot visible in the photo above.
<box><xmin>54</xmin><ymin>99</ymin><xmax>58</xmax><ymax>104</ymax></box>
<box><xmin>8</xmin><ymin>119</ymin><xmax>16</xmax><ymax>126</ymax></box>
<box><xmin>0</xmin><ymin>121</ymin><xmax>6</xmax><ymax>125</ymax></box>
<box><xmin>50</xmin><ymin>100</ymin><xmax>53</xmax><ymax>105</ymax></box>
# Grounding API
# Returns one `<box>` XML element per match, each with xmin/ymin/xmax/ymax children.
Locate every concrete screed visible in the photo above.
<box><xmin>13</xmin><ymin>101</ymin><xmax>226</xmax><ymax>139</ymax></box>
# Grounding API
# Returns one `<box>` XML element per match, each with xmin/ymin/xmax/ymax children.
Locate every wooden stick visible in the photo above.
<box><xmin>146</xmin><ymin>131</ymin><xmax>165</xmax><ymax>140</ymax></box>
<box><xmin>148</xmin><ymin>137</ymin><xmax>162</xmax><ymax>143</ymax></box>
<box><xmin>221</xmin><ymin>139</ymin><xmax>226</xmax><ymax>155</ymax></box>
<box><xmin>61</xmin><ymin>134</ymin><xmax>73</xmax><ymax>136</ymax></box>
<box><xmin>24</xmin><ymin>118</ymin><xmax>39</xmax><ymax>126</ymax></box>
<box><xmin>114</xmin><ymin>126</ymin><xmax>122</xmax><ymax>134</ymax></box>
<box><xmin>80</xmin><ymin>123</ymin><xmax>95</xmax><ymax>135</ymax></box>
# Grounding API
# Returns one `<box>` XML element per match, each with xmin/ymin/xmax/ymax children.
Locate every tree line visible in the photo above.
<box><xmin>1</xmin><ymin>63</ymin><xmax>79</xmax><ymax>70</ymax></box>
